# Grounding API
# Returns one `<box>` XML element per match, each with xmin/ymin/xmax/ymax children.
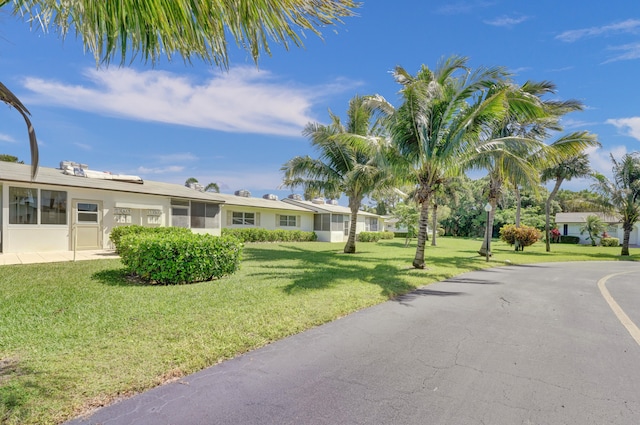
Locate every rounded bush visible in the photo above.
<box><xmin>499</xmin><ymin>224</ymin><xmax>541</xmax><ymax>251</ymax></box>
<box><xmin>119</xmin><ymin>233</ymin><xmax>243</xmax><ymax>284</ymax></box>
<box><xmin>601</xmin><ymin>237</ymin><xmax>620</xmax><ymax>247</ymax></box>
<box><xmin>221</xmin><ymin>228</ymin><xmax>317</xmax><ymax>242</ymax></box>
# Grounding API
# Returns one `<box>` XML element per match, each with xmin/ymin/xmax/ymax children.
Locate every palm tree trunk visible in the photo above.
<box><xmin>431</xmin><ymin>203</ymin><xmax>438</xmax><ymax>246</ymax></box>
<box><xmin>514</xmin><ymin>186</ymin><xmax>522</xmax><ymax>228</ymax></box>
<box><xmin>621</xmin><ymin>222</ymin><xmax>632</xmax><ymax>256</ymax></box>
<box><xmin>545</xmin><ymin>178</ymin><xmax>563</xmax><ymax>252</ymax></box>
<box><xmin>413</xmin><ymin>198</ymin><xmax>430</xmax><ymax>269</ymax></box>
<box><xmin>343</xmin><ymin>199</ymin><xmax>361</xmax><ymax>254</ymax></box>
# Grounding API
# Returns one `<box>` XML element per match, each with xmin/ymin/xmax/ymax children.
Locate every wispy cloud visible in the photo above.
<box><xmin>153</xmin><ymin>153</ymin><xmax>199</xmax><ymax>163</ymax></box>
<box><xmin>484</xmin><ymin>15</ymin><xmax>529</xmax><ymax>28</ymax></box>
<box><xmin>602</xmin><ymin>42</ymin><xmax>640</xmax><ymax>63</ymax></box>
<box><xmin>137</xmin><ymin>165</ymin><xmax>185</xmax><ymax>174</ymax></box>
<box><xmin>607</xmin><ymin>117</ymin><xmax>640</xmax><ymax>140</ymax></box>
<box><xmin>0</xmin><ymin>134</ymin><xmax>16</xmax><ymax>143</ymax></box>
<box><xmin>74</xmin><ymin>142</ymin><xmax>92</xmax><ymax>151</ymax></box>
<box><xmin>556</xmin><ymin>19</ymin><xmax>640</xmax><ymax>42</ymax></box>
<box><xmin>585</xmin><ymin>145</ymin><xmax>628</xmax><ymax>178</ymax></box>
<box><xmin>560</xmin><ymin>118</ymin><xmax>598</xmax><ymax>130</ymax></box>
<box><xmin>435</xmin><ymin>1</ymin><xmax>495</xmax><ymax>15</ymax></box>
<box><xmin>21</xmin><ymin>67</ymin><xmax>355</xmax><ymax>137</ymax></box>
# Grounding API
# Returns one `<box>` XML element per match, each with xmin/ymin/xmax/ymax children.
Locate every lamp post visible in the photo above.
<box><xmin>484</xmin><ymin>202</ymin><xmax>492</xmax><ymax>262</ymax></box>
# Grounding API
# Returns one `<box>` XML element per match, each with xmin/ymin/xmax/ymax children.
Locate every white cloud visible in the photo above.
<box><xmin>484</xmin><ymin>15</ymin><xmax>529</xmax><ymax>28</ymax></box>
<box><xmin>137</xmin><ymin>165</ymin><xmax>185</xmax><ymax>174</ymax></box>
<box><xmin>556</xmin><ymin>19</ymin><xmax>640</xmax><ymax>42</ymax></box>
<box><xmin>585</xmin><ymin>145</ymin><xmax>628</xmax><ymax>178</ymax></box>
<box><xmin>603</xmin><ymin>42</ymin><xmax>640</xmax><ymax>63</ymax></box>
<box><xmin>606</xmin><ymin>117</ymin><xmax>640</xmax><ymax>141</ymax></box>
<box><xmin>153</xmin><ymin>153</ymin><xmax>199</xmax><ymax>163</ymax></box>
<box><xmin>21</xmin><ymin>67</ymin><xmax>352</xmax><ymax>137</ymax></box>
<box><xmin>0</xmin><ymin>134</ymin><xmax>16</xmax><ymax>143</ymax></box>
<box><xmin>74</xmin><ymin>142</ymin><xmax>92</xmax><ymax>151</ymax></box>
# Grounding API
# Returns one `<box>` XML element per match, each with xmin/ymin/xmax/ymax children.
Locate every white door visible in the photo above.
<box><xmin>72</xmin><ymin>200</ymin><xmax>103</xmax><ymax>250</ymax></box>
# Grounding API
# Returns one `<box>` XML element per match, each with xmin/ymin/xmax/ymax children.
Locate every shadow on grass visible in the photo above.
<box><xmin>244</xmin><ymin>243</ymin><xmax>491</xmax><ymax>299</ymax></box>
<box><xmin>0</xmin><ymin>358</ymin><xmax>54</xmax><ymax>424</ymax></box>
<box><xmin>92</xmin><ymin>268</ymin><xmax>144</xmax><ymax>287</ymax></box>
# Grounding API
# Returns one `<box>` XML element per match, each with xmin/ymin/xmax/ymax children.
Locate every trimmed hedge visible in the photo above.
<box><xmin>221</xmin><ymin>228</ymin><xmax>317</xmax><ymax>243</ymax></box>
<box><xmin>119</xmin><ymin>232</ymin><xmax>243</xmax><ymax>285</ymax></box>
<box><xmin>559</xmin><ymin>235</ymin><xmax>580</xmax><ymax>244</ymax></box>
<box><xmin>601</xmin><ymin>237</ymin><xmax>620</xmax><ymax>247</ymax></box>
<box><xmin>356</xmin><ymin>231</ymin><xmax>394</xmax><ymax>242</ymax></box>
<box><xmin>110</xmin><ymin>225</ymin><xmax>191</xmax><ymax>253</ymax></box>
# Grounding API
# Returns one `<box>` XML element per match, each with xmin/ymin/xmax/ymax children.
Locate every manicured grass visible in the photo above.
<box><xmin>1</xmin><ymin>237</ymin><xmax>637</xmax><ymax>424</ymax></box>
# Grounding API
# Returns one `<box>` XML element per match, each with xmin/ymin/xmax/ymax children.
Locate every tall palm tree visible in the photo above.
<box><xmin>541</xmin><ymin>148</ymin><xmax>594</xmax><ymax>252</ymax></box>
<box><xmin>473</xmin><ymin>81</ymin><xmax>598</xmax><ymax>255</ymax></box>
<box><xmin>579</xmin><ymin>214</ymin><xmax>607</xmax><ymax>246</ymax></box>
<box><xmin>2</xmin><ymin>0</ymin><xmax>358</xmax><ymax>181</ymax></box>
<box><xmin>591</xmin><ymin>153</ymin><xmax>640</xmax><ymax>256</ymax></box>
<box><xmin>376</xmin><ymin>56</ymin><xmax>513</xmax><ymax>269</ymax></box>
<box><xmin>281</xmin><ymin>95</ymin><xmax>391</xmax><ymax>254</ymax></box>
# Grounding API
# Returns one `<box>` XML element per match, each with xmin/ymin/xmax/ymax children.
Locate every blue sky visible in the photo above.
<box><xmin>1</xmin><ymin>1</ymin><xmax>640</xmax><ymax>203</ymax></box>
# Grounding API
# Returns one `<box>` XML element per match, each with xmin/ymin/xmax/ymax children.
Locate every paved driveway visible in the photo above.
<box><xmin>67</xmin><ymin>261</ymin><xmax>640</xmax><ymax>425</ymax></box>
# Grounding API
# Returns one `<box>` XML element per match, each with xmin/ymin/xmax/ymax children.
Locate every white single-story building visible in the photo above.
<box><xmin>282</xmin><ymin>195</ymin><xmax>384</xmax><ymax>242</ymax></box>
<box><xmin>554</xmin><ymin>212</ymin><xmax>633</xmax><ymax>244</ymax></box>
<box><xmin>214</xmin><ymin>191</ymin><xmax>315</xmax><ymax>232</ymax></box>
<box><xmin>0</xmin><ymin>161</ymin><xmax>225</xmax><ymax>253</ymax></box>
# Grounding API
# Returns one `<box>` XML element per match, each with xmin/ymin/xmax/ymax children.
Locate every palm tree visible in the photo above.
<box><xmin>281</xmin><ymin>95</ymin><xmax>391</xmax><ymax>254</ymax></box>
<box><xmin>591</xmin><ymin>153</ymin><xmax>640</xmax><ymax>256</ymax></box>
<box><xmin>377</xmin><ymin>56</ymin><xmax>513</xmax><ymax>269</ymax></box>
<box><xmin>185</xmin><ymin>177</ymin><xmax>199</xmax><ymax>187</ymax></box>
<box><xmin>580</xmin><ymin>214</ymin><xmax>607</xmax><ymax>246</ymax></box>
<box><xmin>205</xmin><ymin>182</ymin><xmax>220</xmax><ymax>193</ymax></box>
<box><xmin>2</xmin><ymin>0</ymin><xmax>358</xmax><ymax>181</ymax></box>
<box><xmin>541</xmin><ymin>149</ymin><xmax>594</xmax><ymax>252</ymax></box>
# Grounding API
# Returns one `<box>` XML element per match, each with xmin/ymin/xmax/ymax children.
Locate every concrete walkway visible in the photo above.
<box><xmin>0</xmin><ymin>249</ymin><xmax>119</xmax><ymax>265</ymax></box>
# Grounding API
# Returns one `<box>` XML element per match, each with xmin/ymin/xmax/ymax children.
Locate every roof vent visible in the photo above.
<box><xmin>262</xmin><ymin>194</ymin><xmax>278</xmax><ymax>201</ymax></box>
<box><xmin>311</xmin><ymin>197</ymin><xmax>325</xmax><ymax>204</ymax></box>
<box><xmin>60</xmin><ymin>160</ymin><xmax>88</xmax><ymax>170</ymax></box>
<box><xmin>234</xmin><ymin>189</ymin><xmax>251</xmax><ymax>197</ymax></box>
<box><xmin>327</xmin><ymin>199</ymin><xmax>339</xmax><ymax>205</ymax></box>
<box><xmin>288</xmin><ymin>194</ymin><xmax>303</xmax><ymax>201</ymax></box>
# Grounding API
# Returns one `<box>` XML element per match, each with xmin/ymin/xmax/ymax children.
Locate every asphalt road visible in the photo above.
<box><xmin>67</xmin><ymin>261</ymin><xmax>640</xmax><ymax>425</ymax></box>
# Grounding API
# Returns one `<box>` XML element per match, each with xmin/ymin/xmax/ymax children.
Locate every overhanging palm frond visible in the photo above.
<box><xmin>0</xmin><ymin>81</ymin><xmax>38</xmax><ymax>179</ymax></box>
<box><xmin>12</xmin><ymin>0</ymin><xmax>360</xmax><ymax>67</ymax></box>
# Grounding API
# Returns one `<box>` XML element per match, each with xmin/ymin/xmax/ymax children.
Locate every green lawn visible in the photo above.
<box><xmin>1</xmin><ymin>237</ymin><xmax>637</xmax><ymax>424</ymax></box>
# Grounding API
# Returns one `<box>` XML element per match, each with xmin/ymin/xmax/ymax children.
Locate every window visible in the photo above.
<box><xmin>9</xmin><ymin>187</ymin><xmax>38</xmax><ymax>224</ymax></box>
<box><xmin>314</xmin><ymin>214</ymin><xmax>330</xmax><ymax>231</ymax></box>
<box><xmin>191</xmin><ymin>202</ymin><xmax>220</xmax><ymax>228</ymax></box>
<box><xmin>331</xmin><ymin>214</ymin><xmax>347</xmax><ymax>231</ymax></box>
<box><xmin>279</xmin><ymin>215</ymin><xmax>297</xmax><ymax>227</ymax></box>
<box><xmin>77</xmin><ymin>203</ymin><xmax>99</xmax><ymax>223</ymax></box>
<box><xmin>366</xmin><ymin>217</ymin><xmax>378</xmax><ymax>232</ymax></box>
<box><xmin>232</xmin><ymin>212</ymin><xmax>255</xmax><ymax>225</ymax></box>
<box><xmin>40</xmin><ymin>190</ymin><xmax>67</xmax><ymax>225</ymax></box>
<box><xmin>563</xmin><ymin>224</ymin><xmax>568</xmax><ymax>236</ymax></box>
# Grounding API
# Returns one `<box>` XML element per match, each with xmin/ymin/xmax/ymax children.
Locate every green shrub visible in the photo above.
<box><xmin>559</xmin><ymin>235</ymin><xmax>580</xmax><ymax>244</ymax></box>
<box><xmin>601</xmin><ymin>237</ymin><xmax>620</xmax><ymax>247</ymax></box>
<box><xmin>499</xmin><ymin>224</ymin><xmax>541</xmax><ymax>251</ymax></box>
<box><xmin>119</xmin><ymin>233</ymin><xmax>243</xmax><ymax>284</ymax></box>
<box><xmin>221</xmin><ymin>228</ymin><xmax>317</xmax><ymax>243</ymax></box>
<box><xmin>356</xmin><ymin>232</ymin><xmax>381</xmax><ymax>242</ymax></box>
<box><xmin>380</xmin><ymin>231</ymin><xmax>395</xmax><ymax>240</ymax></box>
<box><xmin>394</xmin><ymin>232</ymin><xmax>408</xmax><ymax>238</ymax></box>
<box><xmin>109</xmin><ymin>225</ymin><xmax>191</xmax><ymax>253</ymax></box>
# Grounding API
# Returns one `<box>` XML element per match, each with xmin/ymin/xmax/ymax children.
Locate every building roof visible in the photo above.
<box><xmin>0</xmin><ymin>162</ymin><xmax>226</xmax><ymax>203</ymax></box>
<box><xmin>282</xmin><ymin>197</ymin><xmax>381</xmax><ymax>217</ymax></box>
<box><xmin>555</xmin><ymin>212</ymin><xmax>620</xmax><ymax>224</ymax></box>
<box><xmin>214</xmin><ymin>193</ymin><xmax>312</xmax><ymax>212</ymax></box>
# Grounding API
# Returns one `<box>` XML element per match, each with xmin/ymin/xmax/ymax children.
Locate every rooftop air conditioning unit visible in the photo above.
<box><xmin>188</xmin><ymin>183</ymin><xmax>204</xmax><ymax>192</ymax></box>
<box><xmin>234</xmin><ymin>189</ymin><xmax>251</xmax><ymax>197</ymax></box>
<box><xmin>327</xmin><ymin>199</ymin><xmax>339</xmax><ymax>205</ymax></box>
<box><xmin>263</xmin><ymin>194</ymin><xmax>278</xmax><ymax>201</ymax></box>
<box><xmin>311</xmin><ymin>197</ymin><xmax>325</xmax><ymax>204</ymax></box>
<box><xmin>288</xmin><ymin>194</ymin><xmax>303</xmax><ymax>201</ymax></box>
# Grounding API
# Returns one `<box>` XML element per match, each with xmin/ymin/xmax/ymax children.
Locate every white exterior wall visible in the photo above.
<box><xmin>615</xmin><ymin>224</ymin><xmax>639</xmax><ymax>245</ymax></box>
<box><xmin>221</xmin><ymin>206</ymin><xmax>314</xmax><ymax>232</ymax></box>
<box><xmin>1</xmin><ymin>182</ymin><xmax>221</xmax><ymax>253</ymax></box>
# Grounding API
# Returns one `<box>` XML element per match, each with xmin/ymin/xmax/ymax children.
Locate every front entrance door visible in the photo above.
<box><xmin>72</xmin><ymin>200</ymin><xmax>103</xmax><ymax>250</ymax></box>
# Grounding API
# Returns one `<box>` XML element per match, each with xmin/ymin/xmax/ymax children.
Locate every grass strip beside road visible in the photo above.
<box><xmin>1</xmin><ymin>238</ymin><xmax>637</xmax><ymax>424</ymax></box>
